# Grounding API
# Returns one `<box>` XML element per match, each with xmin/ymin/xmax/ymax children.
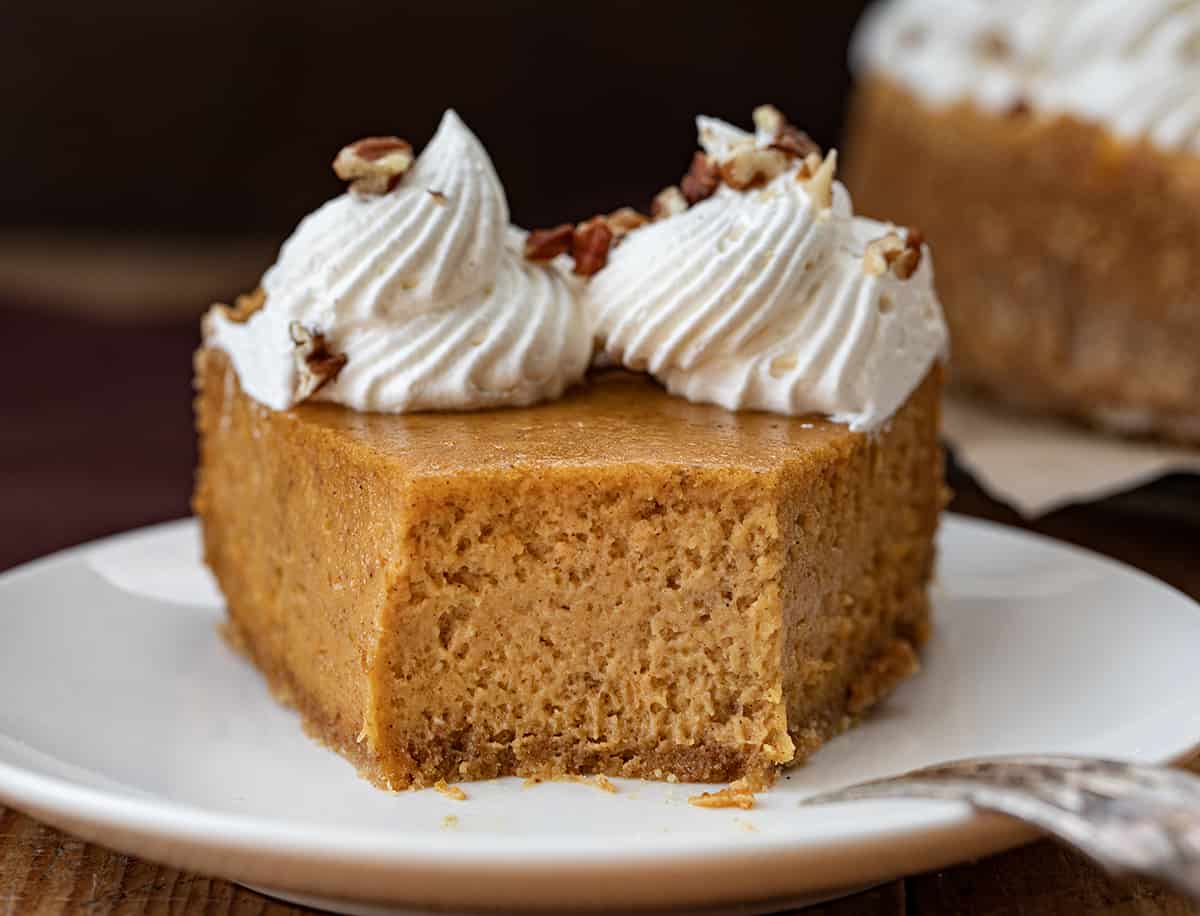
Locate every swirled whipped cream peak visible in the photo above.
<box><xmin>588</xmin><ymin>106</ymin><xmax>948</xmax><ymax>431</ymax></box>
<box><xmin>853</xmin><ymin>0</ymin><xmax>1200</xmax><ymax>154</ymax></box>
<box><xmin>205</xmin><ymin>110</ymin><xmax>591</xmax><ymax>413</ymax></box>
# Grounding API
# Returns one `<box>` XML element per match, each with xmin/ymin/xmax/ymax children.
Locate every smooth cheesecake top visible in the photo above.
<box><xmin>207</xmin><ymin>350</ymin><xmax>939</xmax><ymax>477</ymax></box>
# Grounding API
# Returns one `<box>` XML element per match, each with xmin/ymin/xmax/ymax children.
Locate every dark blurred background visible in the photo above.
<box><xmin>4</xmin><ymin>1</ymin><xmax>1196</xmax><ymax>581</ymax></box>
<box><xmin>2</xmin><ymin>2</ymin><xmax>870</xmax><ymax>243</ymax></box>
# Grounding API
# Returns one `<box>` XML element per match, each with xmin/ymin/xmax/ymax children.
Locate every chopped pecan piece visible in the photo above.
<box><xmin>571</xmin><ymin>217</ymin><xmax>615</xmax><ymax>277</ymax></box>
<box><xmin>605</xmin><ymin>206</ymin><xmax>649</xmax><ymax>242</ymax></box>
<box><xmin>863</xmin><ymin>227</ymin><xmax>924</xmax><ymax>280</ymax></box>
<box><xmin>752</xmin><ymin>104</ymin><xmax>786</xmax><ymax>137</ymax></box>
<box><xmin>651</xmin><ymin>186</ymin><xmax>688</xmax><ymax>220</ymax></box>
<box><xmin>771</xmin><ymin>125</ymin><xmax>820</xmax><ymax>158</ymax></box>
<box><xmin>753</xmin><ymin>104</ymin><xmax>820</xmax><ymax>158</ymax></box>
<box><xmin>893</xmin><ymin>229</ymin><xmax>924</xmax><ymax>279</ymax></box>
<box><xmin>332</xmin><ymin>136</ymin><xmax>414</xmax><ymax>195</ymax></box>
<box><xmin>524</xmin><ymin>223</ymin><xmax>575</xmax><ymax>261</ymax></box>
<box><xmin>864</xmin><ymin>233</ymin><xmax>905</xmax><ymax>277</ymax></box>
<box><xmin>720</xmin><ymin>147</ymin><xmax>790</xmax><ymax>190</ymax></box>
<box><xmin>289</xmin><ymin>322</ymin><xmax>348</xmax><ymax>402</ymax></box>
<box><xmin>800</xmin><ymin>149</ymin><xmax>838</xmax><ymax>210</ymax></box>
<box><xmin>795</xmin><ymin>151</ymin><xmax>823</xmax><ymax>180</ymax></box>
<box><xmin>681</xmin><ymin>151</ymin><xmax>722</xmax><ymax>204</ymax></box>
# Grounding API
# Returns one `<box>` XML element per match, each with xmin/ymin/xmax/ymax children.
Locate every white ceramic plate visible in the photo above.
<box><xmin>1</xmin><ymin>516</ymin><xmax>1199</xmax><ymax>915</ymax></box>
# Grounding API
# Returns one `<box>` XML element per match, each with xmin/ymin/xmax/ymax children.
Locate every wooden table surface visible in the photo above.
<box><xmin>3</xmin><ymin>296</ymin><xmax>1199</xmax><ymax>915</ymax></box>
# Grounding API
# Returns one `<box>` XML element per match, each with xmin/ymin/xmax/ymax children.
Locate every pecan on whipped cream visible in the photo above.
<box><xmin>587</xmin><ymin>107</ymin><xmax>948</xmax><ymax>430</ymax></box>
<box><xmin>206</xmin><ymin>111</ymin><xmax>591</xmax><ymax>412</ymax></box>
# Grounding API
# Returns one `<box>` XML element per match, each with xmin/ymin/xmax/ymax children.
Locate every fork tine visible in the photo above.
<box><xmin>799</xmin><ymin>755</ymin><xmax>1200</xmax><ymax>902</ymax></box>
<box><xmin>804</xmin><ymin>755</ymin><xmax>1200</xmax><ymax>805</ymax></box>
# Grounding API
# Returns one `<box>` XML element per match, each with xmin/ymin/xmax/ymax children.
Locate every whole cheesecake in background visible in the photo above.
<box><xmin>847</xmin><ymin>0</ymin><xmax>1200</xmax><ymax>444</ymax></box>
<box><xmin>194</xmin><ymin>107</ymin><xmax>948</xmax><ymax>789</ymax></box>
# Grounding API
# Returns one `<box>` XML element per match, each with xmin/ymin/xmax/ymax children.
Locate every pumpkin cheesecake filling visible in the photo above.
<box><xmin>195</xmin><ymin>106</ymin><xmax>948</xmax><ymax>789</ymax></box>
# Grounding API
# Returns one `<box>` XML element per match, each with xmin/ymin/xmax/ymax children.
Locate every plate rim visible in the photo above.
<box><xmin>0</xmin><ymin>514</ymin><xmax>1198</xmax><ymax>906</ymax></box>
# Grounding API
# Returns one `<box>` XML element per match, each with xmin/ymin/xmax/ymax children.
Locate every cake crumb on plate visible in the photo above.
<box><xmin>434</xmin><ymin>779</ymin><xmax>467</xmax><ymax>801</ymax></box>
<box><xmin>688</xmin><ymin>777</ymin><xmax>761</xmax><ymax>810</ymax></box>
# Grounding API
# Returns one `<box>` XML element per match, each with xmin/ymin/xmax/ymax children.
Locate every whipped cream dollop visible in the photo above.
<box><xmin>207</xmin><ymin>110</ymin><xmax>591</xmax><ymax>412</ymax></box>
<box><xmin>588</xmin><ymin>116</ymin><xmax>947</xmax><ymax>431</ymax></box>
<box><xmin>853</xmin><ymin>0</ymin><xmax>1200</xmax><ymax>154</ymax></box>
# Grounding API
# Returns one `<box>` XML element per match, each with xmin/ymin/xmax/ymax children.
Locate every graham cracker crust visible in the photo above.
<box><xmin>223</xmin><ymin>599</ymin><xmax>927</xmax><ymax>789</ymax></box>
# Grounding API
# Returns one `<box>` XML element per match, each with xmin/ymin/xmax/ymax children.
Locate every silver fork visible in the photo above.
<box><xmin>801</xmin><ymin>755</ymin><xmax>1200</xmax><ymax>900</ymax></box>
